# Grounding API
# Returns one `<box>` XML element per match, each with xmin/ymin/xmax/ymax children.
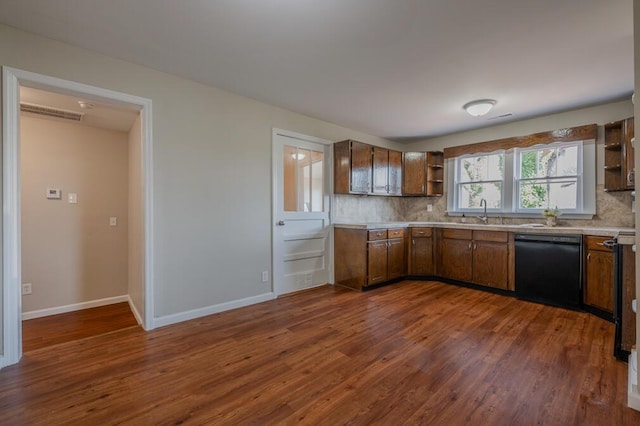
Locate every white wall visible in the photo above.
<box><xmin>406</xmin><ymin>99</ymin><xmax>634</xmax><ymax>186</ymax></box>
<box><xmin>20</xmin><ymin>115</ymin><xmax>129</xmax><ymax>313</ymax></box>
<box><xmin>0</xmin><ymin>23</ymin><xmax>399</xmax><ymax>342</ymax></box>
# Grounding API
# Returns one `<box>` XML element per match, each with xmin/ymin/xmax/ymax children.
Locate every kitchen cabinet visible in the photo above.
<box><xmin>334</xmin><ymin>227</ymin><xmax>406</xmax><ymax>290</ymax></box>
<box><xmin>604</xmin><ymin>117</ymin><xmax>634</xmax><ymax>192</ymax></box>
<box><xmin>437</xmin><ymin>228</ymin><xmax>509</xmax><ymax>290</ymax></box>
<box><xmin>409</xmin><ymin>227</ymin><xmax>434</xmax><ymax>275</ymax></box>
<box><xmin>334</xmin><ymin>140</ymin><xmax>402</xmax><ymax>195</ymax></box>
<box><xmin>334</xmin><ymin>140</ymin><xmax>372</xmax><ymax>194</ymax></box>
<box><xmin>620</xmin><ymin>244</ymin><xmax>636</xmax><ymax>354</ymax></box>
<box><xmin>402</xmin><ymin>151</ymin><xmax>444</xmax><ymax>196</ymax></box>
<box><xmin>583</xmin><ymin>236</ymin><xmax>614</xmax><ymax>313</ymax></box>
<box><xmin>372</xmin><ymin>146</ymin><xmax>403</xmax><ymax>195</ymax></box>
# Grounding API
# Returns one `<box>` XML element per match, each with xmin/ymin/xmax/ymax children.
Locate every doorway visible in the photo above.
<box><xmin>2</xmin><ymin>67</ymin><xmax>155</xmax><ymax>368</ymax></box>
<box><xmin>272</xmin><ymin>129</ymin><xmax>332</xmax><ymax>296</ymax></box>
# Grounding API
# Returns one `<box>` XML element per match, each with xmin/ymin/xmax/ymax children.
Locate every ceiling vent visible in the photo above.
<box><xmin>20</xmin><ymin>102</ymin><xmax>84</xmax><ymax>122</ymax></box>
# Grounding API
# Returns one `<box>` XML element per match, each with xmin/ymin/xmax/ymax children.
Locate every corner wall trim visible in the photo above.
<box><xmin>21</xmin><ymin>295</ymin><xmax>130</xmax><ymax>321</ymax></box>
<box><xmin>153</xmin><ymin>292</ymin><xmax>276</xmax><ymax>329</ymax></box>
<box><xmin>127</xmin><ymin>296</ymin><xmax>144</xmax><ymax>326</ymax></box>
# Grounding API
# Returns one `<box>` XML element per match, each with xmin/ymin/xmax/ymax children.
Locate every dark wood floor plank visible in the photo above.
<box><xmin>22</xmin><ymin>302</ymin><xmax>139</xmax><ymax>352</ymax></box>
<box><xmin>2</xmin><ymin>281</ymin><xmax>639</xmax><ymax>425</ymax></box>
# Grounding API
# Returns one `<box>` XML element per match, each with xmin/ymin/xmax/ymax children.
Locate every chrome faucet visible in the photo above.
<box><xmin>477</xmin><ymin>198</ymin><xmax>488</xmax><ymax>224</ymax></box>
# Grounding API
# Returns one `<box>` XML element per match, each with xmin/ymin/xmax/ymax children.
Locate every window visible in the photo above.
<box><xmin>515</xmin><ymin>142</ymin><xmax>582</xmax><ymax>212</ymax></box>
<box><xmin>283</xmin><ymin>145</ymin><xmax>324</xmax><ymax>212</ymax></box>
<box><xmin>448</xmin><ymin>140</ymin><xmax>594</xmax><ymax>217</ymax></box>
<box><xmin>456</xmin><ymin>152</ymin><xmax>504</xmax><ymax>210</ymax></box>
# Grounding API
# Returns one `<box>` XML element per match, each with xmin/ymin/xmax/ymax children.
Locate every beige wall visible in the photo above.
<box><xmin>0</xmin><ymin>22</ymin><xmax>398</xmax><ymax>340</ymax></box>
<box><xmin>20</xmin><ymin>115</ymin><xmax>129</xmax><ymax>312</ymax></box>
<box><xmin>128</xmin><ymin>114</ymin><xmax>143</xmax><ymax>322</ymax></box>
<box><xmin>334</xmin><ymin>100</ymin><xmax>635</xmax><ymax>228</ymax></box>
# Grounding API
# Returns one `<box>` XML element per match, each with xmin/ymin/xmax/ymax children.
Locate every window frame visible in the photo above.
<box><xmin>453</xmin><ymin>150</ymin><xmax>506</xmax><ymax>213</ymax></box>
<box><xmin>447</xmin><ymin>139</ymin><xmax>595</xmax><ymax>219</ymax></box>
<box><xmin>513</xmin><ymin>141</ymin><xmax>584</xmax><ymax>214</ymax></box>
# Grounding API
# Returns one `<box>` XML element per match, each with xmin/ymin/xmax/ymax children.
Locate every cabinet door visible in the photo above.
<box><xmin>367</xmin><ymin>240</ymin><xmax>388</xmax><ymax>286</ymax></box>
<box><xmin>473</xmin><ymin>241</ymin><xmax>508</xmax><ymax>289</ymax></box>
<box><xmin>584</xmin><ymin>249</ymin><xmax>614</xmax><ymax>312</ymax></box>
<box><xmin>411</xmin><ymin>237</ymin><xmax>434</xmax><ymax>275</ymax></box>
<box><xmin>439</xmin><ymin>237</ymin><xmax>473</xmax><ymax>282</ymax></box>
<box><xmin>403</xmin><ymin>152</ymin><xmax>426</xmax><ymax>195</ymax></box>
<box><xmin>350</xmin><ymin>141</ymin><xmax>372</xmax><ymax>194</ymax></box>
<box><xmin>387</xmin><ymin>238</ymin><xmax>405</xmax><ymax>280</ymax></box>
<box><xmin>388</xmin><ymin>150</ymin><xmax>403</xmax><ymax>195</ymax></box>
<box><xmin>372</xmin><ymin>147</ymin><xmax>389</xmax><ymax>194</ymax></box>
<box><xmin>624</xmin><ymin>117</ymin><xmax>635</xmax><ymax>190</ymax></box>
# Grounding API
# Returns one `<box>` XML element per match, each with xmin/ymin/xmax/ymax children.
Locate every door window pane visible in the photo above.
<box><xmin>283</xmin><ymin>145</ymin><xmax>323</xmax><ymax>212</ymax></box>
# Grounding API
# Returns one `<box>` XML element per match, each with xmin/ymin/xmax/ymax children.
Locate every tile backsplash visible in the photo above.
<box><xmin>333</xmin><ymin>185</ymin><xmax>634</xmax><ymax>228</ymax></box>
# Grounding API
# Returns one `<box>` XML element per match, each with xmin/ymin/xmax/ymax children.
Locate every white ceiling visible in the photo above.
<box><xmin>20</xmin><ymin>87</ymin><xmax>139</xmax><ymax>132</ymax></box>
<box><xmin>0</xmin><ymin>0</ymin><xmax>633</xmax><ymax>140</ymax></box>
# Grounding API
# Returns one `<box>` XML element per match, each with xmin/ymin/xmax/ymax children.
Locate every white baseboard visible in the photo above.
<box><xmin>629</xmin><ymin>350</ymin><xmax>640</xmax><ymax>411</ymax></box>
<box><xmin>153</xmin><ymin>292</ymin><xmax>276</xmax><ymax>329</ymax></box>
<box><xmin>21</xmin><ymin>295</ymin><xmax>129</xmax><ymax>320</ymax></box>
<box><xmin>127</xmin><ymin>296</ymin><xmax>144</xmax><ymax>327</ymax></box>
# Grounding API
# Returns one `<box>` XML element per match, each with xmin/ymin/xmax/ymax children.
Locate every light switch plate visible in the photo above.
<box><xmin>109</xmin><ymin>217</ymin><xmax>117</xmax><ymax>227</ymax></box>
<box><xmin>427</xmin><ymin>204</ymin><xmax>433</xmax><ymax>212</ymax></box>
<box><xmin>68</xmin><ymin>193</ymin><xmax>77</xmax><ymax>204</ymax></box>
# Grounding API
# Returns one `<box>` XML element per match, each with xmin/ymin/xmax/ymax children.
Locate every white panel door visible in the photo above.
<box><xmin>272</xmin><ymin>129</ymin><xmax>331</xmax><ymax>296</ymax></box>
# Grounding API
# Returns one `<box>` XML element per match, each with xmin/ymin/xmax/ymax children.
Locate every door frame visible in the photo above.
<box><xmin>271</xmin><ymin>128</ymin><xmax>334</xmax><ymax>296</ymax></box>
<box><xmin>1</xmin><ymin>67</ymin><xmax>155</xmax><ymax>368</ymax></box>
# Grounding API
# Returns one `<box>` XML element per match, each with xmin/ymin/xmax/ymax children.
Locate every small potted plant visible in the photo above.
<box><xmin>542</xmin><ymin>206</ymin><xmax>561</xmax><ymax>227</ymax></box>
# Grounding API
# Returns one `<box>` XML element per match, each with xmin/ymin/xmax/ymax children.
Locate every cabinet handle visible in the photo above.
<box><xmin>412</xmin><ymin>239</ymin><xmax>415</xmax><ymax>245</ymax></box>
<box><xmin>376</xmin><ymin>232</ymin><xmax>382</xmax><ymax>237</ymax></box>
<box><xmin>468</xmin><ymin>242</ymin><xmax>472</xmax><ymax>250</ymax></box>
<box><xmin>587</xmin><ymin>253</ymin><xmax>591</xmax><ymax>261</ymax></box>
<box><xmin>473</xmin><ymin>243</ymin><xmax>477</xmax><ymax>250</ymax></box>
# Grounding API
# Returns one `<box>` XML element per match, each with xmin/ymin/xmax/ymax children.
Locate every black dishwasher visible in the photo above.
<box><xmin>514</xmin><ymin>233</ymin><xmax>582</xmax><ymax>309</ymax></box>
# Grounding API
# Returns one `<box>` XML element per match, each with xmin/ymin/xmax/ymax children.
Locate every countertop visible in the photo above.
<box><xmin>333</xmin><ymin>221</ymin><xmax>635</xmax><ymax>238</ymax></box>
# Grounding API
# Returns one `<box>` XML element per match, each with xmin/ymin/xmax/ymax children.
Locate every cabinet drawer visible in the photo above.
<box><xmin>368</xmin><ymin>229</ymin><xmax>388</xmax><ymax>241</ymax></box>
<box><xmin>442</xmin><ymin>228</ymin><xmax>473</xmax><ymax>240</ymax></box>
<box><xmin>473</xmin><ymin>230</ymin><xmax>508</xmax><ymax>243</ymax></box>
<box><xmin>411</xmin><ymin>227</ymin><xmax>432</xmax><ymax>238</ymax></box>
<box><xmin>387</xmin><ymin>228</ymin><xmax>405</xmax><ymax>239</ymax></box>
<box><xmin>585</xmin><ymin>236</ymin><xmax>614</xmax><ymax>252</ymax></box>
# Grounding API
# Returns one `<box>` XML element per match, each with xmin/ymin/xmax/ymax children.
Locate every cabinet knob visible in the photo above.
<box><xmin>277</xmin><ymin>220</ymin><xmax>286</xmax><ymax>226</ymax></box>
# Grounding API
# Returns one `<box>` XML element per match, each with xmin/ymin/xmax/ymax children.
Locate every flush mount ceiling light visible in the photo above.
<box><xmin>77</xmin><ymin>100</ymin><xmax>95</xmax><ymax>109</ymax></box>
<box><xmin>463</xmin><ymin>99</ymin><xmax>496</xmax><ymax>117</ymax></box>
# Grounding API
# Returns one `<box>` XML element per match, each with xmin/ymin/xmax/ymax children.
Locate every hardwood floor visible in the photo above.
<box><xmin>22</xmin><ymin>302</ymin><xmax>139</xmax><ymax>352</ymax></box>
<box><xmin>1</xmin><ymin>280</ymin><xmax>639</xmax><ymax>425</ymax></box>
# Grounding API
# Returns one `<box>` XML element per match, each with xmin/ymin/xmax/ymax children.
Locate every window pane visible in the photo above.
<box><xmin>459</xmin><ymin>153</ymin><xmax>503</xmax><ymax>182</ymax></box>
<box><xmin>556</xmin><ymin>146</ymin><xmax>578</xmax><ymax>176</ymax></box>
<box><xmin>284</xmin><ymin>146</ymin><xmax>323</xmax><ymax>212</ymax></box>
<box><xmin>519</xmin><ymin>179</ymin><xmax>577</xmax><ymax>210</ymax></box>
<box><xmin>458</xmin><ymin>182</ymin><xmax>502</xmax><ymax>208</ymax></box>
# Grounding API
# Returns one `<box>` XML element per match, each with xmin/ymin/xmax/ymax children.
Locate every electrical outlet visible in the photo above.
<box><xmin>22</xmin><ymin>283</ymin><xmax>32</xmax><ymax>295</ymax></box>
<box><xmin>262</xmin><ymin>270</ymin><xmax>269</xmax><ymax>282</ymax></box>
<box><xmin>427</xmin><ymin>204</ymin><xmax>433</xmax><ymax>212</ymax></box>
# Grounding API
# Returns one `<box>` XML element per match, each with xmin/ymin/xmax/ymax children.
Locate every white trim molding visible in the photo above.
<box><xmin>128</xmin><ymin>296</ymin><xmax>144</xmax><ymax>326</ymax></box>
<box><xmin>21</xmin><ymin>295</ymin><xmax>130</xmax><ymax>321</ymax></box>
<box><xmin>153</xmin><ymin>292</ymin><xmax>276</xmax><ymax>329</ymax></box>
<box><xmin>1</xmin><ymin>66</ymin><xmax>155</xmax><ymax>369</ymax></box>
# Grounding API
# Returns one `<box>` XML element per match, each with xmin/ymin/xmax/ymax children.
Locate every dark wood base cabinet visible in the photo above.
<box><xmin>334</xmin><ymin>227</ymin><xmax>406</xmax><ymax>290</ymax></box>
<box><xmin>583</xmin><ymin>236</ymin><xmax>614</xmax><ymax>313</ymax></box>
<box><xmin>435</xmin><ymin>228</ymin><xmax>511</xmax><ymax>291</ymax></box>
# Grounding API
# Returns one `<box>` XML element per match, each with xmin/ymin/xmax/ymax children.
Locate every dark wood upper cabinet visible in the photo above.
<box><xmin>372</xmin><ymin>147</ymin><xmax>403</xmax><ymax>195</ymax></box>
<box><xmin>604</xmin><ymin>117</ymin><xmax>634</xmax><ymax>192</ymax></box>
<box><xmin>403</xmin><ymin>151</ymin><xmax>444</xmax><ymax>196</ymax></box>
<box><xmin>335</xmin><ymin>140</ymin><xmax>403</xmax><ymax>196</ymax></box>
<box><xmin>388</xmin><ymin>150</ymin><xmax>403</xmax><ymax>195</ymax></box>
<box><xmin>402</xmin><ymin>152</ymin><xmax>426</xmax><ymax>195</ymax></box>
